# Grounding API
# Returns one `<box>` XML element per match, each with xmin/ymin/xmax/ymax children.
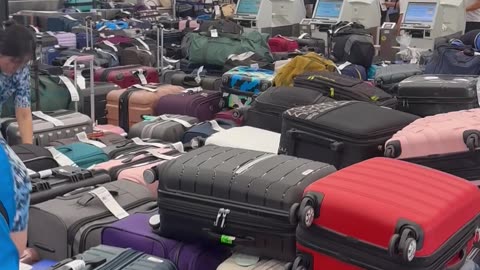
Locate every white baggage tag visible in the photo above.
<box><xmin>32</xmin><ymin>111</ymin><xmax>65</xmax><ymax>127</ymax></box>
<box><xmin>183</xmin><ymin>87</ymin><xmax>203</xmax><ymax>93</ymax></box>
<box><xmin>46</xmin><ymin>147</ymin><xmax>77</xmax><ymax>167</ymax></box>
<box><xmin>137</xmin><ymin>71</ymin><xmax>148</xmax><ymax>85</ymax></box>
<box><xmin>89</xmin><ymin>186</ymin><xmax>129</xmax><ymax>219</ymax></box>
<box><xmin>99</xmin><ymin>32</ymin><xmax>107</xmax><ymax>38</ymax></box>
<box><xmin>98</xmin><ymin>25</ymin><xmax>108</xmax><ymax>32</ymax></box>
<box><xmin>209</xmin><ymin>120</ymin><xmax>225</xmax><ymax>132</ymax></box>
<box><xmin>146</xmin><ymin>149</ymin><xmax>178</xmax><ymax>160</ymax></box>
<box><xmin>131</xmin><ymin>137</ymin><xmax>168</xmax><ymax>148</ymax></box>
<box><xmin>337</xmin><ymin>61</ymin><xmax>351</xmax><ymax>71</ymax></box>
<box><xmin>170</xmin><ymin>142</ymin><xmax>185</xmax><ymax>153</ymax></box>
<box><xmin>63</xmin><ymin>56</ymin><xmax>77</xmax><ymax>67</ymax></box>
<box><xmin>210</xmin><ymin>29</ymin><xmax>218</xmax><ymax>38</ymax></box>
<box><xmin>63</xmin><ymin>15</ymin><xmax>78</xmax><ymax>21</ymax></box>
<box><xmin>108</xmin><ymin>1</ymin><xmax>115</xmax><ymax>8</ymax></box>
<box><xmin>30</xmin><ymin>25</ymin><xmax>40</xmax><ymax>33</ymax></box>
<box><xmin>27</xmin><ymin>168</ymin><xmax>36</xmax><ymax>177</ymax></box>
<box><xmin>38</xmin><ymin>169</ymin><xmax>53</xmax><ymax>178</ymax></box>
<box><xmin>132</xmin><ymin>84</ymin><xmax>157</xmax><ymax>92</ymax></box>
<box><xmin>103</xmin><ymin>40</ymin><xmax>118</xmax><ymax>52</ymax></box>
<box><xmin>158</xmin><ymin>115</ymin><xmax>193</xmax><ymax>128</ymax></box>
<box><xmin>250</xmin><ymin>63</ymin><xmax>259</xmax><ymax>70</ymax></box>
<box><xmin>135</xmin><ymin>37</ymin><xmax>150</xmax><ymax>50</ymax></box>
<box><xmin>76</xmin><ymin>132</ymin><xmax>107</xmax><ymax>148</ymax></box>
<box><xmin>229</xmin><ymin>51</ymin><xmax>255</xmax><ymax>61</ymax></box>
<box><xmin>195</xmin><ymin>66</ymin><xmax>204</xmax><ymax>84</ymax></box>
<box><xmin>74</xmin><ymin>70</ymin><xmax>86</xmax><ymax>90</ymax></box>
<box><xmin>58</xmin><ymin>75</ymin><xmax>80</xmax><ymax>102</ymax></box>
<box><xmin>298</xmin><ymin>33</ymin><xmax>308</xmax><ymax>39</ymax></box>
<box><xmin>214</xmin><ymin>5</ymin><xmax>221</xmax><ymax>19</ymax></box>
<box><xmin>96</xmin><ymin>48</ymin><xmax>119</xmax><ymax>61</ymax></box>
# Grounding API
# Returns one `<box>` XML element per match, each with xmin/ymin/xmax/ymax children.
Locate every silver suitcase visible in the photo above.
<box><xmin>1</xmin><ymin>110</ymin><xmax>93</xmax><ymax>146</ymax></box>
<box><xmin>128</xmin><ymin>114</ymin><xmax>198</xmax><ymax>142</ymax></box>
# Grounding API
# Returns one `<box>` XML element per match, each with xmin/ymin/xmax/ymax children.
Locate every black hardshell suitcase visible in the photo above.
<box><xmin>144</xmin><ymin>145</ymin><xmax>336</xmax><ymax>261</ymax></box>
<box><xmin>294</xmin><ymin>71</ymin><xmax>398</xmax><ymax>108</ymax></box>
<box><xmin>279</xmin><ymin>101</ymin><xmax>419</xmax><ymax>169</ymax></box>
<box><xmin>50</xmin><ymin>245</ymin><xmax>177</xmax><ymax>270</ymax></box>
<box><xmin>29</xmin><ymin>166</ymin><xmax>112</xmax><ymax>204</ymax></box>
<box><xmin>79</xmin><ymin>82</ymin><xmax>121</xmax><ymax>125</ymax></box>
<box><xmin>245</xmin><ymin>86</ymin><xmax>334</xmax><ymax>133</ymax></box>
<box><xmin>396</xmin><ymin>75</ymin><xmax>480</xmax><ymax>117</ymax></box>
<box><xmin>170</xmin><ymin>72</ymin><xmax>222</xmax><ymax>91</ymax></box>
<box><xmin>11</xmin><ymin>144</ymin><xmax>59</xmax><ymax>172</ymax></box>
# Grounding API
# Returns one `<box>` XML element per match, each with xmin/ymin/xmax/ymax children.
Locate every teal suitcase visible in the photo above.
<box><xmin>64</xmin><ymin>0</ymin><xmax>94</xmax><ymax>12</ymax></box>
<box><xmin>55</xmin><ymin>142</ymin><xmax>109</xmax><ymax>168</ymax></box>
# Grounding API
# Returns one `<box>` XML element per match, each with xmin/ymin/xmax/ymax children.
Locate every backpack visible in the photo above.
<box><xmin>273</xmin><ymin>52</ymin><xmax>337</xmax><ymax>86</ymax></box>
<box><xmin>331</xmin><ymin>22</ymin><xmax>375</xmax><ymax>68</ymax></box>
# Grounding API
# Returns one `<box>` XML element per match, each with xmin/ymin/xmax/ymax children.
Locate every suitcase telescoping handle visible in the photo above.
<box><xmin>73</xmin><ymin>54</ymin><xmax>96</xmax><ymax>125</ymax></box>
<box><xmin>202</xmin><ymin>228</ymin><xmax>255</xmax><ymax>246</ymax></box>
<box><xmin>285</xmin><ymin>129</ymin><xmax>344</xmax><ymax>167</ymax></box>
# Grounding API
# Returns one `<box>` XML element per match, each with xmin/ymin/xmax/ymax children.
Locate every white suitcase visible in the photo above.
<box><xmin>205</xmin><ymin>126</ymin><xmax>280</xmax><ymax>154</ymax></box>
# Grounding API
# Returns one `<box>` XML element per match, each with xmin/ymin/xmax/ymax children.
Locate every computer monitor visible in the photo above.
<box><xmin>314</xmin><ymin>0</ymin><xmax>344</xmax><ymax>19</ymax></box>
<box><xmin>235</xmin><ymin>0</ymin><xmax>262</xmax><ymax>15</ymax></box>
<box><xmin>404</xmin><ymin>2</ymin><xmax>437</xmax><ymax>24</ymax></box>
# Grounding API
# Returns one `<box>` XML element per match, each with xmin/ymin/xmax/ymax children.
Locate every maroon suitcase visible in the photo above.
<box><xmin>94</xmin><ymin>65</ymin><xmax>159</xmax><ymax>88</ymax></box>
<box><xmin>155</xmin><ymin>90</ymin><xmax>222</xmax><ymax>121</ymax></box>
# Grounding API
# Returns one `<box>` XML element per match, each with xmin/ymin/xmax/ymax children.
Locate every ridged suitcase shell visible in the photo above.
<box><xmin>385</xmin><ymin>109</ymin><xmax>480</xmax><ymax>159</ymax></box>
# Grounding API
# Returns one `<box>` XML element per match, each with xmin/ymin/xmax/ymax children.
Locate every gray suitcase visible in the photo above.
<box><xmin>128</xmin><ymin>114</ymin><xmax>198</xmax><ymax>142</ymax></box>
<box><xmin>1</xmin><ymin>110</ymin><xmax>93</xmax><ymax>146</ymax></box>
<box><xmin>51</xmin><ymin>245</ymin><xmax>176</xmax><ymax>270</ymax></box>
<box><xmin>28</xmin><ymin>180</ymin><xmax>156</xmax><ymax>261</ymax></box>
<box><xmin>144</xmin><ymin>145</ymin><xmax>336</xmax><ymax>260</ymax></box>
<box><xmin>373</xmin><ymin>64</ymin><xmax>424</xmax><ymax>94</ymax></box>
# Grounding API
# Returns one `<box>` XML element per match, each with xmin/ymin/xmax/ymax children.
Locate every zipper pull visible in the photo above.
<box><xmin>214</xmin><ymin>208</ymin><xmax>224</xmax><ymax>227</ymax></box>
<box><xmin>220</xmin><ymin>208</ymin><xmax>230</xmax><ymax>229</ymax></box>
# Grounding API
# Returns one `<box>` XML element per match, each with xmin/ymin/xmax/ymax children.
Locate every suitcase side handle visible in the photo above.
<box><xmin>445</xmin><ymin>247</ymin><xmax>467</xmax><ymax>270</ymax></box>
<box><xmin>202</xmin><ymin>228</ymin><xmax>255</xmax><ymax>246</ymax></box>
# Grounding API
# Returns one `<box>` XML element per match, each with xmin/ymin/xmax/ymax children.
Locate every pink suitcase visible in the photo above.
<box><xmin>117</xmin><ymin>160</ymin><xmax>166</xmax><ymax>197</ymax></box>
<box><xmin>178</xmin><ymin>19</ymin><xmax>199</xmax><ymax>31</ymax></box>
<box><xmin>47</xmin><ymin>31</ymin><xmax>77</xmax><ymax>49</ymax></box>
<box><xmin>95</xmin><ymin>124</ymin><xmax>127</xmax><ymax>137</ymax></box>
<box><xmin>385</xmin><ymin>109</ymin><xmax>480</xmax><ymax>159</ymax></box>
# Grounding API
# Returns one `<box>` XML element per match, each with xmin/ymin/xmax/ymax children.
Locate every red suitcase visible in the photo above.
<box><xmin>94</xmin><ymin>65</ymin><xmax>159</xmax><ymax>88</ymax></box>
<box><xmin>289</xmin><ymin>158</ymin><xmax>480</xmax><ymax>270</ymax></box>
<box><xmin>268</xmin><ymin>35</ymin><xmax>299</xmax><ymax>53</ymax></box>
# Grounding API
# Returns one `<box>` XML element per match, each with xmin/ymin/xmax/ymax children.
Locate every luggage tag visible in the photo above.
<box><xmin>158</xmin><ymin>115</ymin><xmax>193</xmax><ymax>128</ymax></box>
<box><xmin>298</xmin><ymin>33</ymin><xmax>308</xmax><ymax>39</ymax></box>
<box><xmin>102</xmin><ymin>40</ymin><xmax>118</xmax><ymax>52</ymax></box>
<box><xmin>250</xmin><ymin>63</ymin><xmax>259</xmax><ymax>71</ymax></box>
<box><xmin>135</xmin><ymin>38</ymin><xmax>150</xmax><ymax>50</ymax></box>
<box><xmin>95</xmin><ymin>48</ymin><xmax>118</xmax><ymax>62</ymax></box>
<box><xmin>89</xmin><ymin>186</ymin><xmax>129</xmax><ymax>219</ymax></box>
<box><xmin>32</xmin><ymin>111</ymin><xmax>66</xmax><ymax>127</ymax></box>
<box><xmin>135</xmin><ymin>70</ymin><xmax>148</xmax><ymax>84</ymax></box>
<box><xmin>63</xmin><ymin>15</ymin><xmax>78</xmax><ymax>21</ymax></box>
<box><xmin>183</xmin><ymin>87</ymin><xmax>203</xmax><ymax>93</ymax></box>
<box><xmin>132</xmin><ymin>84</ymin><xmax>157</xmax><ymax>92</ymax></box>
<box><xmin>46</xmin><ymin>147</ymin><xmax>78</xmax><ymax>167</ymax></box>
<box><xmin>76</xmin><ymin>132</ymin><xmax>107</xmax><ymax>148</ymax></box>
<box><xmin>195</xmin><ymin>66</ymin><xmax>204</xmax><ymax>84</ymax></box>
<box><xmin>131</xmin><ymin>137</ymin><xmax>168</xmax><ymax>148</ymax></box>
<box><xmin>58</xmin><ymin>75</ymin><xmax>81</xmax><ymax>102</ymax></box>
<box><xmin>214</xmin><ymin>5</ymin><xmax>221</xmax><ymax>19</ymax></box>
<box><xmin>145</xmin><ymin>148</ymin><xmax>178</xmax><ymax>160</ymax></box>
<box><xmin>210</xmin><ymin>29</ymin><xmax>218</xmax><ymax>38</ymax></box>
<box><xmin>209</xmin><ymin>120</ymin><xmax>226</xmax><ymax>132</ymax></box>
<box><xmin>235</xmin><ymin>154</ymin><xmax>276</xmax><ymax>174</ymax></box>
<box><xmin>29</xmin><ymin>25</ymin><xmax>40</xmax><ymax>33</ymax></box>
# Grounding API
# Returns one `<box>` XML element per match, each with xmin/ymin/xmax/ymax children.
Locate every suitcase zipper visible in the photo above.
<box><xmin>68</xmin><ymin>197</ymin><xmax>155</xmax><ymax>255</ymax></box>
<box><xmin>158</xmin><ymin>194</ymin><xmax>294</xmax><ymax>232</ymax></box>
<box><xmin>94</xmin><ymin>249</ymin><xmax>141</xmax><ymax>270</ymax></box>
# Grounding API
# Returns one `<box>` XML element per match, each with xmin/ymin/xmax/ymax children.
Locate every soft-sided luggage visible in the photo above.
<box><xmin>106</xmin><ymin>84</ymin><xmax>184</xmax><ymax>131</ymax></box>
<box><xmin>102</xmin><ymin>210</ymin><xmax>229</xmax><ymax>270</ymax></box>
<box><xmin>94</xmin><ymin>65</ymin><xmax>159</xmax><ymax>88</ymax></box>
<box><xmin>170</xmin><ymin>72</ymin><xmax>223</xmax><ymax>91</ymax></box>
<box><xmin>396</xmin><ymin>75</ymin><xmax>479</xmax><ymax>117</ymax></box>
<box><xmin>218</xmin><ymin>254</ymin><xmax>286</xmax><ymax>270</ymax></box>
<box><xmin>222</xmin><ymin>66</ymin><xmax>274</xmax><ymax>108</ymax></box>
<box><xmin>49</xmin><ymin>132</ymin><xmax>127</xmax><ymax>148</ymax></box>
<box><xmin>1</xmin><ymin>110</ymin><xmax>93</xmax><ymax>146</ymax></box>
<box><xmin>373</xmin><ymin>64</ymin><xmax>423</xmax><ymax>94</ymax></box>
<box><xmin>29</xmin><ymin>166</ymin><xmax>111</xmax><ymax>204</ymax></box>
<box><xmin>331</xmin><ymin>22</ymin><xmax>375</xmax><ymax>68</ymax></box>
<box><xmin>182</xmin><ymin>120</ymin><xmax>236</xmax><ymax>144</ymax></box>
<box><xmin>64</xmin><ymin>0</ymin><xmax>93</xmax><ymax>12</ymax></box>
<box><xmin>155</xmin><ymin>90</ymin><xmax>222</xmax><ymax>121</ymax></box>
<box><xmin>179</xmin><ymin>19</ymin><xmax>200</xmax><ymax>31</ymax></box>
<box><xmin>128</xmin><ymin>114</ymin><xmax>199</xmax><ymax>142</ymax></box>
<box><xmin>292</xmin><ymin>36</ymin><xmax>326</xmax><ymax>54</ymax></box>
<box><xmin>47</xmin><ymin>32</ymin><xmax>77</xmax><ymax>49</ymax></box>
<box><xmin>102</xmin><ymin>139</ymin><xmax>167</xmax><ymax>159</ymax></box>
<box><xmin>55</xmin><ymin>142</ymin><xmax>110</xmax><ymax>169</ymax></box>
<box><xmin>50</xmin><ymin>245</ymin><xmax>176</xmax><ymax>270</ymax></box>
<box><xmin>268</xmin><ymin>36</ymin><xmax>299</xmax><ymax>53</ymax></box>
<box><xmin>384</xmin><ymin>109</ymin><xmax>480</xmax><ymax>179</ymax></box>
<box><xmin>425</xmin><ymin>44</ymin><xmax>480</xmax><ymax>75</ymax></box>
<box><xmin>245</xmin><ymin>86</ymin><xmax>334</xmax><ymax>133</ymax></box>
<box><xmin>337</xmin><ymin>62</ymin><xmax>367</xmax><ymax>80</ymax></box>
<box><xmin>28</xmin><ymin>180</ymin><xmax>156</xmax><ymax>261</ymax></box>
<box><xmin>294</xmin><ymin>71</ymin><xmax>398</xmax><ymax>108</ymax></box>
<box><xmin>206</xmin><ymin>126</ymin><xmax>280</xmax><ymax>153</ymax></box>
<box><xmin>290</xmin><ymin>157</ymin><xmax>480</xmax><ymax>270</ymax></box>
<box><xmin>145</xmin><ymin>145</ymin><xmax>336</xmax><ymax>260</ymax></box>
<box><xmin>279</xmin><ymin>101</ymin><xmax>419</xmax><ymax>168</ymax></box>
<box><xmin>11</xmin><ymin>144</ymin><xmax>58</xmax><ymax>172</ymax></box>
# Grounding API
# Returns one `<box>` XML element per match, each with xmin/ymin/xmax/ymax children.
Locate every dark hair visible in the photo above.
<box><xmin>0</xmin><ymin>22</ymin><xmax>35</xmax><ymax>59</ymax></box>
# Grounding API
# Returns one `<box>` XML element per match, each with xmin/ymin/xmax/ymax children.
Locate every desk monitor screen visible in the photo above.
<box><xmin>236</xmin><ymin>0</ymin><xmax>262</xmax><ymax>15</ymax></box>
<box><xmin>404</xmin><ymin>2</ymin><xmax>437</xmax><ymax>23</ymax></box>
<box><xmin>314</xmin><ymin>0</ymin><xmax>343</xmax><ymax>19</ymax></box>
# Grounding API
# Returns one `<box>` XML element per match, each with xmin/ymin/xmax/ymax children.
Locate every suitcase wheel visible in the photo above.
<box><xmin>143</xmin><ymin>168</ymin><xmax>158</xmax><ymax>184</ymax></box>
<box><xmin>289</xmin><ymin>203</ymin><xmax>300</xmax><ymax>225</ymax></box>
<box><xmin>464</xmin><ymin>131</ymin><xmax>480</xmax><ymax>151</ymax></box>
<box><xmin>299</xmin><ymin>197</ymin><xmax>316</xmax><ymax>228</ymax></box>
<box><xmin>388</xmin><ymin>227</ymin><xmax>417</xmax><ymax>262</ymax></box>
<box><xmin>291</xmin><ymin>256</ymin><xmax>308</xmax><ymax>270</ymax></box>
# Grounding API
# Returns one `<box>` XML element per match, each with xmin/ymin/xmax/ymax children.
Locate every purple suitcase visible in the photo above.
<box><xmin>155</xmin><ymin>90</ymin><xmax>222</xmax><ymax>121</ymax></box>
<box><xmin>101</xmin><ymin>211</ymin><xmax>230</xmax><ymax>270</ymax></box>
<box><xmin>47</xmin><ymin>32</ymin><xmax>77</xmax><ymax>49</ymax></box>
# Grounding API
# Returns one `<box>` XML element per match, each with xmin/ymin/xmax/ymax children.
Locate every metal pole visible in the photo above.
<box><xmin>0</xmin><ymin>0</ymin><xmax>8</xmax><ymax>24</ymax></box>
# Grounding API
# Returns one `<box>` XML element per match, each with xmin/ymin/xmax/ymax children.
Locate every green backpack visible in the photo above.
<box><xmin>1</xmin><ymin>75</ymin><xmax>75</xmax><ymax>117</ymax></box>
<box><xmin>188</xmin><ymin>31</ymin><xmax>273</xmax><ymax>67</ymax></box>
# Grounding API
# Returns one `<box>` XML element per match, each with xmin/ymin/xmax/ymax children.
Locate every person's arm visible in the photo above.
<box><xmin>13</xmin><ymin>66</ymin><xmax>33</xmax><ymax>144</ymax></box>
<box><xmin>467</xmin><ymin>0</ymin><xmax>480</xmax><ymax>12</ymax></box>
<box><xmin>10</xmin><ymin>231</ymin><xmax>28</xmax><ymax>256</ymax></box>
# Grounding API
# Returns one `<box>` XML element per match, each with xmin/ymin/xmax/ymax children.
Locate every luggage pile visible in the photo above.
<box><xmin>7</xmin><ymin>5</ymin><xmax>480</xmax><ymax>270</ymax></box>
